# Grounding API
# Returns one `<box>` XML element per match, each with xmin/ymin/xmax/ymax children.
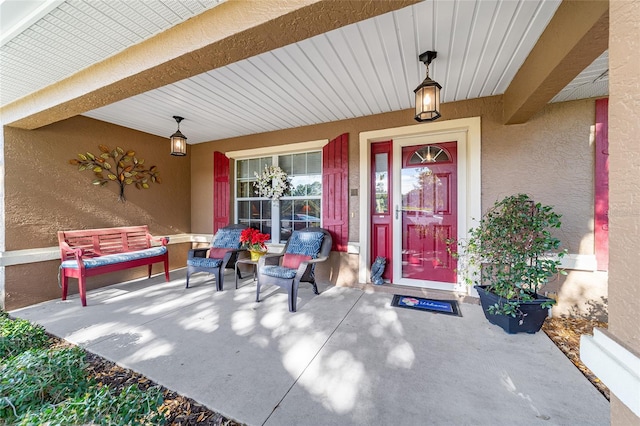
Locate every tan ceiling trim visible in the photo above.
<box><xmin>503</xmin><ymin>0</ymin><xmax>608</xmax><ymax>125</ymax></box>
<box><xmin>1</xmin><ymin>0</ymin><xmax>418</xmax><ymax>130</ymax></box>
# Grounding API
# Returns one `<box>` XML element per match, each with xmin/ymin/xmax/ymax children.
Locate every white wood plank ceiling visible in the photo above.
<box><xmin>1</xmin><ymin>0</ymin><xmax>609</xmax><ymax>144</ymax></box>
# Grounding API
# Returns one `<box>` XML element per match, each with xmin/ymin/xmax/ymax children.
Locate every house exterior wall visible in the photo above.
<box><xmin>191</xmin><ymin>95</ymin><xmax>606</xmax><ymax>318</ymax></box>
<box><xmin>3</xmin><ymin>116</ymin><xmax>191</xmax><ymax>310</ymax></box>
<box><xmin>609</xmin><ymin>0</ymin><xmax>640</xmax><ymax>423</ymax></box>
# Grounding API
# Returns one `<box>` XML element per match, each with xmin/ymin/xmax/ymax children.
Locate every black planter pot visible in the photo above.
<box><xmin>474</xmin><ymin>285</ymin><xmax>552</xmax><ymax>334</ymax></box>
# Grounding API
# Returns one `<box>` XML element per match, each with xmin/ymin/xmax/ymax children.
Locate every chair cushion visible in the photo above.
<box><xmin>212</xmin><ymin>228</ymin><xmax>243</xmax><ymax>249</ymax></box>
<box><xmin>187</xmin><ymin>257</ymin><xmax>223</xmax><ymax>268</ymax></box>
<box><xmin>61</xmin><ymin>246</ymin><xmax>167</xmax><ymax>269</ymax></box>
<box><xmin>285</xmin><ymin>231</ymin><xmax>324</xmax><ymax>258</ymax></box>
<box><xmin>282</xmin><ymin>253</ymin><xmax>312</xmax><ymax>269</ymax></box>
<box><xmin>261</xmin><ymin>265</ymin><xmax>297</xmax><ymax>279</ymax></box>
<box><xmin>208</xmin><ymin>248</ymin><xmax>230</xmax><ymax>259</ymax></box>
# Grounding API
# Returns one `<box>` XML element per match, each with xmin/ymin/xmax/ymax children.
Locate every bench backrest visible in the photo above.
<box><xmin>58</xmin><ymin>226</ymin><xmax>152</xmax><ymax>261</ymax></box>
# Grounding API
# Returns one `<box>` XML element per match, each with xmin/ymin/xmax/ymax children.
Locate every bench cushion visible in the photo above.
<box><xmin>61</xmin><ymin>246</ymin><xmax>167</xmax><ymax>269</ymax></box>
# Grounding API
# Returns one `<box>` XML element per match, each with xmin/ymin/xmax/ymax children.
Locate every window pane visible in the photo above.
<box><xmin>237</xmin><ymin>159</ymin><xmax>248</xmax><ymax>179</ymax></box>
<box><xmin>307</xmin><ymin>152</ymin><xmax>321</xmax><ymax>174</ymax></box>
<box><xmin>280</xmin><ymin>198</ymin><xmax>321</xmax><ymax>243</ymax></box>
<box><xmin>293</xmin><ymin>153</ymin><xmax>306</xmax><ymax>175</ymax></box>
<box><xmin>237</xmin><ymin>181</ymin><xmax>250</xmax><ymax>198</ymax></box>
<box><xmin>249</xmin><ymin>158</ymin><xmax>260</xmax><ymax>177</ymax></box>
<box><xmin>279</xmin><ymin>155</ymin><xmax>292</xmax><ymax>175</ymax></box>
<box><xmin>237</xmin><ymin>201</ymin><xmax>250</xmax><ymax>220</ymax></box>
<box><xmin>375</xmin><ymin>153</ymin><xmax>389</xmax><ymax>213</ymax></box>
<box><xmin>280</xmin><ymin>199</ymin><xmax>293</xmax><ymax>220</ymax></box>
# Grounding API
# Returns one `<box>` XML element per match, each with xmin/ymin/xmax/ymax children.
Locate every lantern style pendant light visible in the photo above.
<box><xmin>414</xmin><ymin>51</ymin><xmax>442</xmax><ymax>122</ymax></box>
<box><xmin>170</xmin><ymin>116</ymin><xmax>187</xmax><ymax>156</ymax></box>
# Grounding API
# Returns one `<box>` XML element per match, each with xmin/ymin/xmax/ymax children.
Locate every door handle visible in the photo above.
<box><xmin>395</xmin><ymin>205</ymin><xmax>400</xmax><ymax>220</ymax></box>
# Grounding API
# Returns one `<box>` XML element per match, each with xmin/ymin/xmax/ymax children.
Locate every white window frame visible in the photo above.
<box><xmin>227</xmin><ymin>139</ymin><xmax>328</xmax><ymax>245</ymax></box>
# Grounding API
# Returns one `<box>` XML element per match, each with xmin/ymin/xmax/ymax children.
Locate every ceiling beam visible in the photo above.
<box><xmin>503</xmin><ymin>0</ymin><xmax>609</xmax><ymax>125</ymax></box>
<box><xmin>1</xmin><ymin>0</ymin><xmax>418</xmax><ymax>130</ymax></box>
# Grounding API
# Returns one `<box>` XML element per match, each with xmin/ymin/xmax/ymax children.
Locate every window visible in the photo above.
<box><xmin>236</xmin><ymin>152</ymin><xmax>322</xmax><ymax>243</ymax></box>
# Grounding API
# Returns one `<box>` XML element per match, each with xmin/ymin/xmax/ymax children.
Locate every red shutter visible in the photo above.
<box><xmin>594</xmin><ymin>98</ymin><xmax>608</xmax><ymax>271</ymax></box>
<box><xmin>213</xmin><ymin>151</ymin><xmax>230</xmax><ymax>233</ymax></box>
<box><xmin>322</xmin><ymin>133</ymin><xmax>349</xmax><ymax>252</ymax></box>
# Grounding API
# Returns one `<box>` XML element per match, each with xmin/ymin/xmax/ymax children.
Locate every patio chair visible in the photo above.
<box><xmin>186</xmin><ymin>224</ymin><xmax>247</xmax><ymax>291</ymax></box>
<box><xmin>256</xmin><ymin>227</ymin><xmax>332</xmax><ymax>312</ymax></box>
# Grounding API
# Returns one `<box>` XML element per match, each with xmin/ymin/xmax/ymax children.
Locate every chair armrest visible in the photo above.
<box><xmin>188</xmin><ymin>248</ymin><xmax>210</xmax><ymax>259</ymax></box>
<box><xmin>259</xmin><ymin>253</ymin><xmax>283</xmax><ymax>268</ymax></box>
<box><xmin>222</xmin><ymin>248</ymin><xmax>246</xmax><ymax>264</ymax></box>
<box><xmin>306</xmin><ymin>256</ymin><xmax>328</xmax><ymax>264</ymax></box>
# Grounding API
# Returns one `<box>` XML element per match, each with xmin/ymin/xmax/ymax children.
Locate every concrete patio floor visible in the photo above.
<box><xmin>9</xmin><ymin>269</ymin><xmax>609</xmax><ymax>426</ymax></box>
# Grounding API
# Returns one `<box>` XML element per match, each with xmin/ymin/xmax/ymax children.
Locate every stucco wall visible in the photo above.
<box><xmin>3</xmin><ymin>116</ymin><xmax>191</xmax><ymax>309</ymax></box>
<box><xmin>190</xmin><ymin>95</ymin><xmax>604</xmax><ymax>317</ymax></box>
<box><xmin>192</xmin><ymin>97</ymin><xmax>596</xmax><ymax>252</ymax></box>
<box><xmin>609</xmin><ymin>0</ymin><xmax>640</xmax><ymax>423</ymax></box>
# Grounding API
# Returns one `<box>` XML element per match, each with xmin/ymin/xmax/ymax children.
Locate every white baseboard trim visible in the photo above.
<box><xmin>580</xmin><ymin>328</ymin><xmax>640</xmax><ymax>416</ymax></box>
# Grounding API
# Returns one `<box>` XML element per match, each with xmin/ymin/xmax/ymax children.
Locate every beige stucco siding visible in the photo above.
<box><xmin>3</xmin><ymin>116</ymin><xmax>191</xmax><ymax>309</ymax></box>
<box><xmin>609</xmin><ymin>0</ymin><xmax>640</xmax><ymax>423</ymax></box>
<box><xmin>192</xmin><ymin>95</ymin><xmax>596</xmax><ymax>255</ymax></box>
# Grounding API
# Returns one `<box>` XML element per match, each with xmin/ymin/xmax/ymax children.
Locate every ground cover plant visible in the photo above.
<box><xmin>0</xmin><ymin>313</ymin><xmax>165</xmax><ymax>425</ymax></box>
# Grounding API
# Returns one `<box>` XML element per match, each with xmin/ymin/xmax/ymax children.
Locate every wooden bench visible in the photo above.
<box><xmin>58</xmin><ymin>225</ymin><xmax>169</xmax><ymax>306</ymax></box>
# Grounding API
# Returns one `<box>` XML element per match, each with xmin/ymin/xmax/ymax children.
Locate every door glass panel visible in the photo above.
<box><xmin>400</xmin><ymin>144</ymin><xmax>456</xmax><ymax>282</ymax></box>
<box><xmin>374</xmin><ymin>153</ymin><xmax>389</xmax><ymax>214</ymax></box>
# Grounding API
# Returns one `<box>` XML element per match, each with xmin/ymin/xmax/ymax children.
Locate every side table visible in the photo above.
<box><xmin>235</xmin><ymin>257</ymin><xmax>259</xmax><ymax>289</ymax></box>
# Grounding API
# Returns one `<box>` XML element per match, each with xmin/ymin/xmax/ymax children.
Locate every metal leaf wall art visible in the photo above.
<box><xmin>69</xmin><ymin>145</ymin><xmax>161</xmax><ymax>202</ymax></box>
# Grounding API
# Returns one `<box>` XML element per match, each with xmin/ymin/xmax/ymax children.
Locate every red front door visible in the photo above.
<box><xmin>399</xmin><ymin>142</ymin><xmax>457</xmax><ymax>283</ymax></box>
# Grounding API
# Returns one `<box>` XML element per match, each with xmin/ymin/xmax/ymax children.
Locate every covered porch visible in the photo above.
<box><xmin>9</xmin><ymin>269</ymin><xmax>609</xmax><ymax>425</ymax></box>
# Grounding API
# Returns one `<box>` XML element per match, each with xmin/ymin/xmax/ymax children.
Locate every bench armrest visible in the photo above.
<box><xmin>151</xmin><ymin>236</ymin><xmax>169</xmax><ymax>246</ymax></box>
<box><xmin>59</xmin><ymin>241</ymin><xmax>84</xmax><ymax>258</ymax></box>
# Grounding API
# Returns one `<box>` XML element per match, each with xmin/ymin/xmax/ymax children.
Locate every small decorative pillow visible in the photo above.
<box><xmin>208</xmin><ymin>248</ymin><xmax>229</xmax><ymax>259</ymax></box>
<box><xmin>282</xmin><ymin>253</ymin><xmax>312</xmax><ymax>269</ymax></box>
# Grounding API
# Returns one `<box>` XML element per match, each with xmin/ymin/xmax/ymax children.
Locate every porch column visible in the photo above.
<box><xmin>580</xmin><ymin>1</ymin><xmax>640</xmax><ymax>424</ymax></box>
<box><xmin>0</xmin><ymin>126</ymin><xmax>5</xmax><ymax>310</ymax></box>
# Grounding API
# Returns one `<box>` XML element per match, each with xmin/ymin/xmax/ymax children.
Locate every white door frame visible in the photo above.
<box><xmin>358</xmin><ymin>117</ymin><xmax>481</xmax><ymax>292</ymax></box>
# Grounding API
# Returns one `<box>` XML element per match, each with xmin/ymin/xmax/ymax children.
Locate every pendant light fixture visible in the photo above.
<box><xmin>414</xmin><ymin>51</ymin><xmax>442</xmax><ymax>122</ymax></box>
<box><xmin>170</xmin><ymin>116</ymin><xmax>187</xmax><ymax>156</ymax></box>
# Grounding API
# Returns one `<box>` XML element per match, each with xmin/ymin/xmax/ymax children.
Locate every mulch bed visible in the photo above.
<box><xmin>48</xmin><ymin>337</ymin><xmax>242</xmax><ymax>426</ymax></box>
<box><xmin>542</xmin><ymin>317</ymin><xmax>610</xmax><ymax>400</ymax></box>
<box><xmin>46</xmin><ymin>317</ymin><xmax>607</xmax><ymax>424</ymax></box>
<box><xmin>84</xmin><ymin>351</ymin><xmax>242</xmax><ymax>426</ymax></box>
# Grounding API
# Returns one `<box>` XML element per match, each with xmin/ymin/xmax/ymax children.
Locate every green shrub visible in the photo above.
<box><xmin>0</xmin><ymin>314</ymin><xmax>49</xmax><ymax>360</ymax></box>
<box><xmin>0</xmin><ymin>347</ymin><xmax>89</xmax><ymax>422</ymax></box>
<box><xmin>18</xmin><ymin>384</ymin><xmax>165</xmax><ymax>426</ymax></box>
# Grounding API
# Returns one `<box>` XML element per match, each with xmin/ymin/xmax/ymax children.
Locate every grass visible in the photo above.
<box><xmin>0</xmin><ymin>312</ymin><xmax>164</xmax><ymax>425</ymax></box>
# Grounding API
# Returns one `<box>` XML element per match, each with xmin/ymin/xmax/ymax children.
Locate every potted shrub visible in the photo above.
<box><xmin>451</xmin><ymin>194</ymin><xmax>567</xmax><ymax>334</ymax></box>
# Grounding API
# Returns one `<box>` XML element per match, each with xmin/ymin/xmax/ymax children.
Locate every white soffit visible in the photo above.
<box><xmin>84</xmin><ymin>0</ymin><xmax>568</xmax><ymax>143</ymax></box>
<box><xmin>0</xmin><ymin>0</ymin><xmax>223</xmax><ymax>106</ymax></box>
<box><xmin>2</xmin><ymin>0</ymin><xmax>609</xmax><ymax>144</ymax></box>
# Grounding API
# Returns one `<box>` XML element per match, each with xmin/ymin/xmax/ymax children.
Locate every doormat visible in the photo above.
<box><xmin>391</xmin><ymin>295</ymin><xmax>461</xmax><ymax>316</ymax></box>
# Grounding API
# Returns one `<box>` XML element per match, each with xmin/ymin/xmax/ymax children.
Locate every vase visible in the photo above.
<box><xmin>474</xmin><ymin>285</ymin><xmax>552</xmax><ymax>334</ymax></box>
<box><xmin>250</xmin><ymin>250</ymin><xmax>266</xmax><ymax>261</ymax></box>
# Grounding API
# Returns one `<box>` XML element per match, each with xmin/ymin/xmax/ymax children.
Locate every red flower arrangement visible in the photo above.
<box><xmin>240</xmin><ymin>228</ymin><xmax>270</xmax><ymax>252</ymax></box>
